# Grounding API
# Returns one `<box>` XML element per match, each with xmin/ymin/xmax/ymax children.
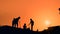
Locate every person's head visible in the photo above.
<box><xmin>59</xmin><ymin>8</ymin><xmax>60</xmax><ymax>11</ymax></box>
<box><xmin>30</xmin><ymin>18</ymin><xmax>32</xmax><ymax>20</ymax></box>
<box><xmin>24</xmin><ymin>23</ymin><xmax>26</xmax><ymax>25</ymax></box>
<box><xmin>18</xmin><ymin>16</ymin><xmax>20</xmax><ymax>19</ymax></box>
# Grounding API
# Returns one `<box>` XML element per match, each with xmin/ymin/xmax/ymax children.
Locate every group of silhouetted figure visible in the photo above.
<box><xmin>12</xmin><ymin>16</ymin><xmax>34</xmax><ymax>31</ymax></box>
<box><xmin>0</xmin><ymin>8</ymin><xmax>60</xmax><ymax>34</ymax></box>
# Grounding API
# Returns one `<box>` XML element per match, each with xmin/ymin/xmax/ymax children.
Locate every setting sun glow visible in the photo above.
<box><xmin>45</xmin><ymin>20</ymin><xmax>50</xmax><ymax>26</ymax></box>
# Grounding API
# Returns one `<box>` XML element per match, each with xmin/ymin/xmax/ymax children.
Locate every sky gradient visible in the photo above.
<box><xmin>0</xmin><ymin>0</ymin><xmax>60</xmax><ymax>31</ymax></box>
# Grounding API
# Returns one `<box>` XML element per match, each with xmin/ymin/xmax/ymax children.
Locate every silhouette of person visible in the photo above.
<box><xmin>23</xmin><ymin>23</ymin><xmax>27</xmax><ymax>29</ymax></box>
<box><xmin>58</xmin><ymin>8</ymin><xmax>60</xmax><ymax>14</ymax></box>
<box><xmin>12</xmin><ymin>16</ymin><xmax>20</xmax><ymax>28</ymax></box>
<box><xmin>29</xmin><ymin>18</ymin><xmax>34</xmax><ymax>31</ymax></box>
<box><xmin>59</xmin><ymin>8</ymin><xmax>60</xmax><ymax>11</ymax></box>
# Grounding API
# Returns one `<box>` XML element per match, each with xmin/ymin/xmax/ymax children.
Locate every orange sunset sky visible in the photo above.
<box><xmin>0</xmin><ymin>0</ymin><xmax>60</xmax><ymax>31</ymax></box>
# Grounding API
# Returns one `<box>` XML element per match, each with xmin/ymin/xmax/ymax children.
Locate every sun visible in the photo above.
<box><xmin>45</xmin><ymin>20</ymin><xmax>50</xmax><ymax>26</ymax></box>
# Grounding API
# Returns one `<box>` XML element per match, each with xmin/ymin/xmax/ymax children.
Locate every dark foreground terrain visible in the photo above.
<box><xmin>0</xmin><ymin>25</ymin><xmax>60</xmax><ymax>34</ymax></box>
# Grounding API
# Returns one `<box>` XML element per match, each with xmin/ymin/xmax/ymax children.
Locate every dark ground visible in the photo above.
<box><xmin>0</xmin><ymin>25</ymin><xmax>60</xmax><ymax>34</ymax></box>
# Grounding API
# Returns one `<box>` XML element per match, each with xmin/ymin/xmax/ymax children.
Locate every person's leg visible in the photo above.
<box><xmin>15</xmin><ymin>24</ymin><xmax>16</xmax><ymax>27</ymax></box>
<box><xmin>12</xmin><ymin>23</ymin><xmax>15</xmax><ymax>27</ymax></box>
<box><xmin>12</xmin><ymin>23</ymin><xmax>13</xmax><ymax>27</ymax></box>
<box><xmin>32</xmin><ymin>26</ymin><xmax>33</xmax><ymax>31</ymax></box>
<box><xmin>17</xmin><ymin>23</ymin><xmax>18</xmax><ymax>28</ymax></box>
<box><xmin>31</xmin><ymin>25</ymin><xmax>33</xmax><ymax>31</ymax></box>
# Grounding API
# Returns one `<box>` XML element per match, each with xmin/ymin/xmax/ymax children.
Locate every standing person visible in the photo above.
<box><xmin>30</xmin><ymin>18</ymin><xmax>34</xmax><ymax>31</ymax></box>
